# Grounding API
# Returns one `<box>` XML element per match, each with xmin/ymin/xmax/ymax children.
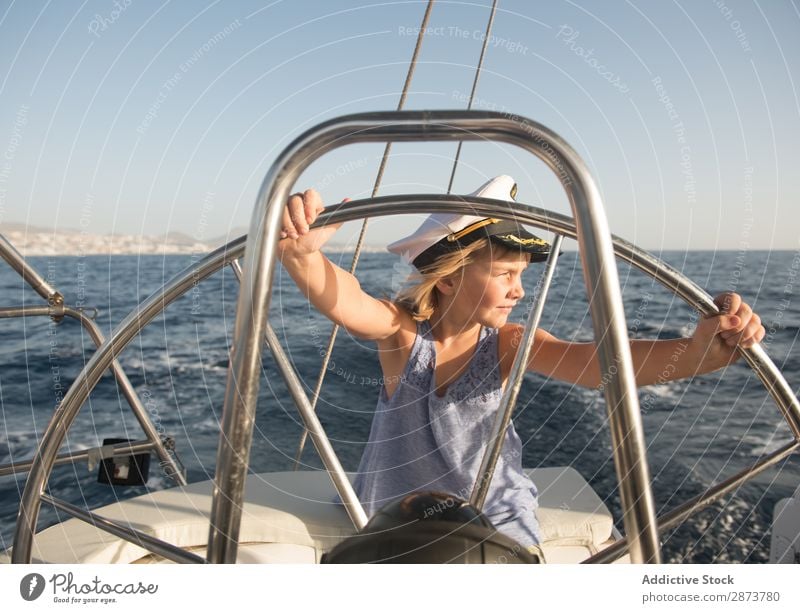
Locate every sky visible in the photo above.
<box><xmin>0</xmin><ymin>0</ymin><xmax>798</xmax><ymax>251</ymax></box>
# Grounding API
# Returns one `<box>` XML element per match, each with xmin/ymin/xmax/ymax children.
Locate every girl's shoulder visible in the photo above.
<box><xmin>375</xmin><ymin>300</ymin><xmax>421</xmax><ymax>352</ymax></box>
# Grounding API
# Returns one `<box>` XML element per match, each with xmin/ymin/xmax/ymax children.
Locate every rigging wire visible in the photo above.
<box><xmin>446</xmin><ymin>0</ymin><xmax>499</xmax><ymax>194</ymax></box>
<box><xmin>292</xmin><ymin>0</ymin><xmax>502</xmax><ymax>470</ymax></box>
<box><xmin>292</xmin><ymin>0</ymin><xmax>436</xmax><ymax>469</ymax></box>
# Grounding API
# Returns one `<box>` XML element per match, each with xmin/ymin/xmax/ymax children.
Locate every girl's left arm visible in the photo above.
<box><xmin>510</xmin><ymin>292</ymin><xmax>764</xmax><ymax>388</ymax></box>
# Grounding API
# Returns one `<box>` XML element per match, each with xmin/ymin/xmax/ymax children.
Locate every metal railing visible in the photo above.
<box><xmin>0</xmin><ymin>237</ymin><xmax>187</xmax><ymax>486</ymax></box>
<box><xmin>207</xmin><ymin>110</ymin><xmax>659</xmax><ymax>563</ymax></box>
<box><xmin>9</xmin><ymin>114</ymin><xmax>799</xmax><ymax>564</ymax></box>
<box><xmin>470</xmin><ymin>234</ymin><xmax>564</xmax><ymax>510</ymax></box>
<box><xmin>0</xmin><ymin>438</ymin><xmax>159</xmax><ymax>477</ymax></box>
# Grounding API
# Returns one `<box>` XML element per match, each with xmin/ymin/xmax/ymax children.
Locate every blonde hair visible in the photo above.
<box><xmin>394</xmin><ymin>238</ymin><xmax>523</xmax><ymax>321</ymax></box>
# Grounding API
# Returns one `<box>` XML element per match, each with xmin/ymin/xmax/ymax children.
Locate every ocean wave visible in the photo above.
<box><xmin>640</xmin><ymin>381</ymin><xmax>682</xmax><ymax>400</ymax></box>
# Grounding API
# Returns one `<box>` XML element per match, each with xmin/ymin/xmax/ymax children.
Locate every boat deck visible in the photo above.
<box><xmin>1</xmin><ymin>467</ymin><xmax>623</xmax><ymax>564</ymax></box>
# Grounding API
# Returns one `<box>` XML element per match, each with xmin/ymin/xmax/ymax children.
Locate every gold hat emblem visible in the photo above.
<box><xmin>499</xmin><ymin>234</ymin><xmax>548</xmax><ymax>246</ymax></box>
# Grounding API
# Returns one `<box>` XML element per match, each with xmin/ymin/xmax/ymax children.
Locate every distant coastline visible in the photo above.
<box><xmin>0</xmin><ymin>223</ymin><xmax>383</xmax><ymax>256</ymax></box>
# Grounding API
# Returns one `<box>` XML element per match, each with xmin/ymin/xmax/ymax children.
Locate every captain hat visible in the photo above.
<box><xmin>387</xmin><ymin>175</ymin><xmax>550</xmax><ymax>270</ymax></box>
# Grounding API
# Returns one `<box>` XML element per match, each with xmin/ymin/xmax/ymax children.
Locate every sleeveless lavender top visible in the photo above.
<box><xmin>351</xmin><ymin>319</ymin><xmax>541</xmax><ymax>547</ymax></box>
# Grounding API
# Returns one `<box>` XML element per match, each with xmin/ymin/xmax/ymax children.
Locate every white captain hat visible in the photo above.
<box><xmin>387</xmin><ymin>175</ymin><xmax>550</xmax><ymax>269</ymax></box>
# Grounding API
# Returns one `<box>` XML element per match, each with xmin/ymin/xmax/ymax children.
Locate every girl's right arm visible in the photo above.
<box><xmin>278</xmin><ymin>189</ymin><xmax>402</xmax><ymax>341</ymax></box>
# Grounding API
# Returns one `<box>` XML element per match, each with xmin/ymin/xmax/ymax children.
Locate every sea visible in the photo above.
<box><xmin>0</xmin><ymin>249</ymin><xmax>798</xmax><ymax>563</ymax></box>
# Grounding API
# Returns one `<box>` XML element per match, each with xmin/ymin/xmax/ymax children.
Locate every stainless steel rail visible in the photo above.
<box><xmin>41</xmin><ymin>494</ymin><xmax>206</xmax><ymax>564</ymax></box>
<box><xmin>0</xmin><ymin>305</ymin><xmax>63</xmax><ymax>319</ymax></box>
<box><xmin>207</xmin><ymin>110</ymin><xmax>659</xmax><ymax>563</ymax></box>
<box><xmin>11</xmin><ymin>189</ymin><xmax>798</xmax><ymax>563</ymax></box>
<box><xmin>263</xmin><ymin>325</ymin><xmax>368</xmax><ymax>528</ymax></box>
<box><xmin>470</xmin><ymin>234</ymin><xmax>564</xmax><ymax>510</ymax></box>
<box><xmin>230</xmin><ymin>259</ymin><xmax>366</xmax><ymax>526</ymax></box>
<box><xmin>231</xmin><ymin>260</ymin><xmax>367</xmax><ymax>530</ymax></box>
<box><xmin>0</xmin><ymin>438</ymin><xmax>157</xmax><ymax>477</ymax></box>
<box><xmin>588</xmin><ymin>441</ymin><xmax>800</xmax><ymax>563</ymax></box>
<box><xmin>0</xmin><ymin>304</ymin><xmax>186</xmax><ymax>485</ymax></box>
<box><xmin>11</xmin><ymin>236</ymin><xmax>246</xmax><ymax>562</ymax></box>
<box><xmin>0</xmin><ymin>234</ymin><xmax>62</xmax><ymax>306</ymax></box>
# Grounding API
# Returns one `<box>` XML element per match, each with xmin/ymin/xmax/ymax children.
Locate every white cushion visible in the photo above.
<box><xmin>770</xmin><ymin>497</ymin><xmax>800</xmax><ymax>563</ymax></box>
<box><xmin>526</xmin><ymin>466</ymin><xmax>614</xmax><ymax>550</ymax></box>
<box><xmin>1</xmin><ymin>467</ymin><xmax>615</xmax><ymax>563</ymax></box>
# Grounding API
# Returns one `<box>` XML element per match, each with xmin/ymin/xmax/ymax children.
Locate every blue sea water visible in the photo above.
<box><xmin>0</xmin><ymin>249</ymin><xmax>798</xmax><ymax>563</ymax></box>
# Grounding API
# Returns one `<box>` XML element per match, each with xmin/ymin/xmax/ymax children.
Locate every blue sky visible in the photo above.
<box><xmin>0</xmin><ymin>0</ymin><xmax>798</xmax><ymax>250</ymax></box>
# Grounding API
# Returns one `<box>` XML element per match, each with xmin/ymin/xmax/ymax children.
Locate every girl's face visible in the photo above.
<box><xmin>443</xmin><ymin>251</ymin><xmax>529</xmax><ymax>328</ymax></box>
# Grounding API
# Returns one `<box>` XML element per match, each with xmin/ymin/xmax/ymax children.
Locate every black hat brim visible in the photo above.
<box><xmin>413</xmin><ymin>219</ymin><xmax>551</xmax><ymax>270</ymax></box>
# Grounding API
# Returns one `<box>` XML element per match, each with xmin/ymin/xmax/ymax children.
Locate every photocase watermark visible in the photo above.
<box><xmin>306</xmin><ymin>319</ymin><xmax>396</xmax><ymax>388</ymax></box>
<box><xmin>727</xmin><ymin>166</ymin><xmax>754</xmax><ymax>293</ymax></box>
<box><xmin>595</xmin><ymin>354</ymin><xmax>623</xmax><ymax>394</ymax></box>
<box><xmin>495</xmin><ymin>539</ymin><xmax>537</xmax><ymax>564</ymax></box>
<box><xmin>451</xmin><ymin>89</ymin><xmax>510</xmax><ymax>113</ymax></box>
<box><xmin>398</xmin><ymin>24</ymin><xmax>446</xmax><ymax>37</ymax></box>
<box><xmin>638</xmin><ymin>309</ymin><xmax>699</xmax><ymax>415</ymax></box>
<box><xmin>190</xmin><ymin>190</ymin><xmax>215</xmax><ymax>315</ymax></box>
<box><xmin>139</xmin><ymin>387</ymin><xmax>181</xmax><ymax>478</ymax></box>
<box><xmin>713</xmin><ymin>0</ymin><xmax>752</xmax><ymax>53</ymax></box>
<box><xmin>653</xmin><ymin>76</ymin><xmax>696</xmax><ymax>205</ymax></box>
<box><xmin>87</xmin><ymin>0</ymin><xmax>132</xmax><ymax>38</ymax></box>
<box><xmin>420</xmin><ymin>493</ymin><xmax>462</xmax><ymax>518</ymax></box>
<box><xmin>507</xmin><ymin>113</ymin><xmax>573</xmax><ymax>188</ymax></box>
<box><xmin>20</xmin><ymin>571</ymin><xmax>158</xmax><ymax>605</ymax></box>
<box><xmin>629</xmin><ymin>292</ymin><xmax>654</xmax><ymax>336</ymax></box>
<box><xmin>586</xmin><ymin>289</ymin><xmax>703</xmax><ymax>414</ymax></box>
<box><xmin>556</xmin><ymin>25</ymin><xmax>630</xmax><ymax>95</ymax></box>
<box><xmin>398</xmin><ymin>24</ymin><xmax>529</xmax><ymax>55</ymax></box>
<box><xmin>46</xmin><ymin>259</ymin><xmax>65</xmax><ymax>410</ymax></box>
<box><xmin>137</xmin><ymin>19</ymin><xmax>242</xmax><ymax>134</ymax></box>
<box><xmin>140</xmin><ymin>388</ymin><xmax>166</xmax><ymax>439</ymax></box>
<box><xmin>764</xmin><ymin>246</ymin><xmax>800</xmax><ymax>347</ymax></box>
<box><xmin>0</xmin><ymin>104</ymin><xmax>29</xmax><ymax>225</ymax></box>
<box><xmin>75</xmin><ymin>194</ymin><xmax>94</xmax><ymax>309</ymax></box>
<box><xmin>447</xmin><ymin>91</ymin><xmax>571</xmax><ymax>188</ymax></box>
<box><xmin>19</xmin><ymin>573</ymin><xmax>46</xmax><ymax>601</ymax></box>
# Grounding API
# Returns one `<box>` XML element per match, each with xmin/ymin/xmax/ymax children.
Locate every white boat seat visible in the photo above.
<box><xmin>530</xmin><ymin>466</ymin><xmax>618</xmax><ymax>563</ymax></box>
<box><xmin>1</xmin><ymin>466</ymin><xmax>616</xmax><ymax>563</ymax></box>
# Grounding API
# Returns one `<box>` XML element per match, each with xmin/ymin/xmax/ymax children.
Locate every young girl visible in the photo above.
<box><xmin>277</xmin><ymin>175</ymin><xmax>764</xmax><ymax>553</ymax></box>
